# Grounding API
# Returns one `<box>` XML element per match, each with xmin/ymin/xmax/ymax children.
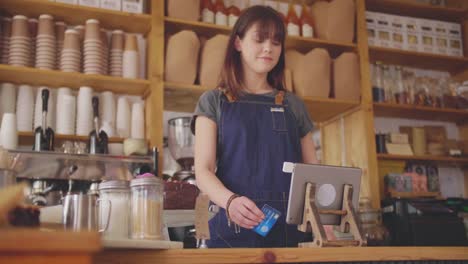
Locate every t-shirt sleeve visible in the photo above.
<box><xmin>287</xmin><ymin>93</ymin><xmax>314</xmax><ymax>138</ymax></box>
<box><xmin>190</xmin><ymin>90</ymin><xmax>220</xmax><ymax>134</ymax></box>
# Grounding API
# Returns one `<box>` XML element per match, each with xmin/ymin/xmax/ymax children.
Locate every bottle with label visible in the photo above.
<box><xmin>201</xmin><ymin>0</ymin><xmax>215</xmax><ymax>24</ymax></box>
<box><xmin>214</xmin><ymin>0</ymin><xmax>228</xmax><ymax>26</ymax></box>
<box><xmin>227</xmin><ymin>1</ymin><xmax>241</xmax><ymax>27</ymax></box>
<box><xmin>299</xmin><ymin>4</ymin><xmax>314</xmax><ymax>38</ymax></box>
<box><xmin>286</xmin><ymin>3</ymin><xmax>300</xmax><ymax>37</ymax></box>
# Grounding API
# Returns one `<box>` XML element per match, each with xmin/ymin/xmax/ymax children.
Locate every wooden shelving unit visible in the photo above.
<box><xmin>164</xmin><ymin>82</ymin><xmax>360</xmax><ymax>122</ymax></box>
<box><xmin>388</xmin><ymin>190</ymin><xmax>441</xmax><ymax>199</ymax></box>
<box><xmin>368</xmin><ymin>46</ymin><xmax>468</xmax><ymax>74</ymax></box>
<box><xmin>0</xmin><ymin>65</ymin><xmax>150</xmax><ymax>95</ymax></box>
<box><xmin>165</xmin><ymin>17</ymin><xmax>358</xmax><ymax>56</ymax></box>
<box><xmin>373</xmin><ymin>102</ymin><xmax>468</xmax><ymax>124</ymax></box>
<box><xmin>0</xmin><ymin>0</ymin><xmax>152</xmax><ymax>34</ymax></box>
<box><xmin>365</xmin><ymin>0</ymin><xmax>467</xmax><ymax>22</ymax></box>
<box><xmin>378</xmin><ymin>153</ymin><xmax>468</xmax><ymax>164</ymax></box>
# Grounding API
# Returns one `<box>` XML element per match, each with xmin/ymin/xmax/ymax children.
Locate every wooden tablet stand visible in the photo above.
<box><xmin>298</xmin><ymin>182</ymin><xmax>366</xmax><ymax>247</ymax></box>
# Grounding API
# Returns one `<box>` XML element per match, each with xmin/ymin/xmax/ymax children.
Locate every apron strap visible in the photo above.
<box><xmin>275</xmin><ymin>91</ymin><xmax>285</xmax><ymax>105</ymax></box>
<box><xmin>219</xmin><ymin>87</ymin><xmax>236</xmax><ymax>103</ymax></box>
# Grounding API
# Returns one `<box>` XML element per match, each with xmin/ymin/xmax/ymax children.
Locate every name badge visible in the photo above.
<box><xmin>270</xmin><ymin>107</ymin><xmax>284</xmax><ymax>113</ymax></box>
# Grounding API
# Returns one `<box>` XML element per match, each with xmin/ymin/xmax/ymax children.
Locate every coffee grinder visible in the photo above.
<box><xmin>168</xmin><ymin>117</ymin><xmax>195</xmax><ymax>183</ymax></box>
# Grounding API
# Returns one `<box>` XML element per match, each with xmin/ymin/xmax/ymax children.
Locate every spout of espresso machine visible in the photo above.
<box><xmin>33</xmin><ymin>89</ymin><xmax>55</xmax><ymax>151</ymax></box>
<box><xmin>88</xmin><ymin>96</ymin><xmax>109</xmax><ymax>154</ymax></box>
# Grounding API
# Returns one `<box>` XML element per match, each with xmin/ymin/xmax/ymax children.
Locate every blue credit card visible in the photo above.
<box><xmin>253</xmin><ymin>204</ymin><xmax>281</xmax><ymax>237</ymax></box>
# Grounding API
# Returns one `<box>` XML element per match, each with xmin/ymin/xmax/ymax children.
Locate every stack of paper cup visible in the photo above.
<box><xmin>131</xmin><ymin>102</ymin><xmax>145</xmax><ymax>139</ymax></box>
<box><xmin>83</xmin><ymin>19</ymin><xmax>103</xmax><ymax>75</ymax></box>
<box><xmin>74</xmin><ymin>25</ymin><xmax>85</xmax><ymax>72</ymax></box>
<box><xmin>76</xmin><ymin>86</ymin><xmax>93</xmax><ymax>136</ymax></box>
<box><xmin>0</xmin><ymin>83</ymin><xmax>16</xmax><ymax>118</ymax></box>
<box><xmin>116</xmin><ymin>96</ymin><xmax>130</xmax><ymax>138</ymax></box>
<box><xmin>109</xmin><ymin>30</ymin><xmax>123</xmax><ymax>77</ymax></box>
<box><xmin>55</xmin><ymin>21</ymin><xmax>66</xmax><ymax>69</ymax></box>
<box><xmin>122</xmin><ymin>34</ymin><xmax>139</xmax><ymax>79</ymax></box>
<box><xmin>16</xmin><ymin>84</ymin><xmax>34</xmax><ymax>132</ymax></box>
<box><xmin>60</xmin><ymin>29</ymin><xmax>81</xmax><ymax>72</ymax></box>
<box><xmin>35</xmin><ymin>14</ymin><xmax>56</xmax><ymax>70</ymax></box>
<box><xmin>100</xmin><ymin>91</ymin><xmax>116</xmax><ymax>129</ymax></box>
<box><xmin>33</xmin><ymin>87</ymin><xmax>55</xmax><ymax>131</ymax></box>
<box><xmin>56</xmin><ymin>93</ymin><xmax>76</xmax><ymax>135</ymax></box>
<box><xmin>100</xmin><ymin>29</ymin><xmax>109</xmax><ymax>75</ymax></box>
<box><xmin>0</xmin><ymin>113</ymin><xmax>18</xmax><ymax>150</ymax></box>
<box><xmin>1</xmin><ymin>17</ymin><xmax>12</xmax><ymax>64</ymax></box>
<box><xmin>9</xmin><ymin>15</ymin><xmax>31</xmax><ymax>67</ymax></box>
<box><xmin>28</xmin><ymin>18</ymin><xmax>38</xmax><ymax>68</ymax></box>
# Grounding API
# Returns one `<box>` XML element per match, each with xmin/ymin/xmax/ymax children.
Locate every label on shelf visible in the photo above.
<box><xmin>419</xmin><ymin>18</ymin><xmax>435</xmax><ymax>54</ymax></box>
<box><xmin>404</xmin><ymin>17</ymin><xmax>421</xmax><ymax>52</ymax></box>
<box><xmin>78</xmin><ymin>0</ymin><xmax>100</xmax><ymax>8</ymax></box>
<box><xmin>122</xmin><ymin>0</ymin><xmax>145</xmax><ymax>14</ymax></box>
<box><xmin>376</xmin><ymin>13</ymin><xmax>392</xmax><ymax>48</ymax></box>
<box><xmin>390</xmin><ymin>15</ymin><xmax>406</xmax><ymax>50</ymax></box>
<box><xmin>202</xmin><ymin>9</ymin><xmax>215</xmax><ymax>24</ymax></box>
<box><xmin>100</xmin><ymin>0</ymin><xmax>122</xmax><ymax>11</ymax></box>
<box><xmin>434</xmin><ymin>21</ymin><xmax>449</xmax><ymax>55</ymax></box>
<box><xmin>366</xmin><ymin>11</ymin><xmax>377</xmax><ymax>46</ymax></box>
<box><xmin>56</xmin><ymin>0</ymin><xmax>78</xmax><ymax>4</ymax></box>
<box><xmin>447</xmin><ymin>22</ymin><xmax>463</xmax><ymax>57</ymax></box>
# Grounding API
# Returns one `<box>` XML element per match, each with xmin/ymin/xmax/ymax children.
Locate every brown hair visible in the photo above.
<box><xmin>218</xmin><ymin>5</ymin><xmax>286</xmax><ymax>99</ymax></box>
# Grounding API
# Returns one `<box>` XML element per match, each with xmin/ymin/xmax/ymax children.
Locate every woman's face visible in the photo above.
<box><xmin>235</xmin><ymin>22</ymin><xmax>282</xmax><ymax>75</ymax></box>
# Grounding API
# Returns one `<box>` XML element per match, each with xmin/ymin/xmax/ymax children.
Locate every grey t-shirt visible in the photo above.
<box><xmin>193</xmin><ymin>89</ymin><xmax>314</xmax><ymax>137</ymax></box>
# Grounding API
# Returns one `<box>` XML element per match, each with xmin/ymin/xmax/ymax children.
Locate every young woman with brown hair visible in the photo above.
<box><xmin>192</xmin><ymin>5</ymin><xmax>318</xmax><ymax>248</ymax></box>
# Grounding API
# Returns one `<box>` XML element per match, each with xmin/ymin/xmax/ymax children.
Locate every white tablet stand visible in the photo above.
<box><xmin>298</xmin><ymin>182</ymin><xmax>366</xmax><ymax>247</ymax></box>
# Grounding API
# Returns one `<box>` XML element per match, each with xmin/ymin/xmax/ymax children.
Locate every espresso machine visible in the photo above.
<box><xmin>168</xmin><ymin>117</ymin><xmax>195</xmax><ymax>184</ymax></box>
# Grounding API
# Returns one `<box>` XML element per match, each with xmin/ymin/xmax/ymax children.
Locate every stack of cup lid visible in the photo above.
<box><xmin>122</xmin><ymin>34</ymin><xmax>139</xmax><ymax>79</ymax></box>
<box><xmin>76</xmin><ymin>86</ymin><xmax>93</xmax><ymax>136</ymax></box>
<box><xmin>27</xmin><ymin>18</ymin><xmax>38</xmax><ymax>68</ymax></box>
<box><xmin>55</xmin><ymin>21</ymin><xmax>67</xmax><ymax>69</ymax></box>
<box><xmin>83</xmin><ymin>19</ymin><xmax>103</xmax><ymax>75</ymax></box>
<box><xmin>8</xmin><ymin>15</ymin><xmax>31</xmax><ymax>67</ymax></box>
<box><xmin>100</xmin><ymin>29</ymin><xmax>109</xmax><ymax>75</ymax></box>
<box><xmin>35</xmin><ymin>14</ymin><xmax>56</xmax><ymax>70</ymax></box>
<box><xmin>60</xmin><ymin>29</ymin><xmax>81</xmax><ymax>72</ymax></box>
<box><xmin>109</xmin><ymin>30</ymin><xmax>124</xmax><ymax>77</ymax></box>
<box><xmin>0</xmin><ymin>17</ymin><xmax>12</xmax><ymax>64</ymax></box>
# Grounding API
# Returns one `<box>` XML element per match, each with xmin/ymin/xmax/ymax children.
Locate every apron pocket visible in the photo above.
<box><xmin>271</xmin><ymin>107</ymin><xmax>287</xmax><ymax>132</ymax></box>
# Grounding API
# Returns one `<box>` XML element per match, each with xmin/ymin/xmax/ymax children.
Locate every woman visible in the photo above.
<box><xmin>192</xmin><ymin>5</ymin><xmax>318</xmax><ymax>248</ymax></box>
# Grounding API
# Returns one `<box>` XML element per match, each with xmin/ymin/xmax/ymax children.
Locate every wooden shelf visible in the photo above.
<box><xmin>377</xmin><ymin>153</ymin><xmax>468</xmax><ymax>164</ymax></box>
<box><xmin>164</xmin><ymin>82</ymin><xmax>360</xmax><ymax>122</ymax></box>
<box><xmin>164</xmin><ymin>17</ymin><xmax>357</xmax><ymax>56</ymax></box>
<box><xmin>365</xmin><ymin>0</ymin><xmax>467</xmax><ymax>22</ymax></box>
<box><xmin>369</xmin><ymin>46</ymin><xmax>468</xmax><ymax>74</ymax></box>
<box><xmin>389</xmin><ymin>190</ymin><xmax>441</xmax><ymax>199</ymax></box>
<box><xmin>18</xmin><ymin>132</ymin><xmax>124</xmax><ymax>148</ymax></box>
<box><xmin>0</xmin><ymin>0</ymin><xmax>152</xmax><ymax>34</ymax></box>
<box><xmin>373</xmin><ymin>102</ymin><xmax>468</xmax><ymax>124</ymax></box>
<box><xmin>0</xmin><ymin>64</ymin><xmax>149</xmax><ymax>95</ymax></box>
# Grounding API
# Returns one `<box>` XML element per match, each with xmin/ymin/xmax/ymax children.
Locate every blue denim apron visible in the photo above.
<box><xmin>207</xmin><ymin>89</ymin><xmax>308</xmax><ymax>248</ymax></box>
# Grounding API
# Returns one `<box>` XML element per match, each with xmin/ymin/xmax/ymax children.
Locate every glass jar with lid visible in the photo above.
<box><xmin>98</xmin><ymin>180</ymin><xmax>130</xmax><ymax>239</ymax></box>
<box><xmin>130</xmin><ymin>176</ymin><xmax>163</xmax><ymax>240</ymax></box>
<box><xmin>358</xmin><ymin>198</ymin><xmax>390</xmax><ymax>246</ymax></box>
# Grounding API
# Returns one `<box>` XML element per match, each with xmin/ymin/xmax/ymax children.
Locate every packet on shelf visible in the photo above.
<box><xmin>165</xmin><ymin>30</ymin><xmax>200</xmax><ymax>85</ymax></box>
<box><xmin>199</xmin><ymin>34</ymin><xmax>229</xmax><ymax>88</ymax></box>
<box><xmin>333</xmin><ymin>52</ymin><xmax>360</xmax><ymax>101</ymax></box>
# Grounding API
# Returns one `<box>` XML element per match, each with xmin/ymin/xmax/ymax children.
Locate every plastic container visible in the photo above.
<box><xmin>99</xmin><ymin>180</ymin><xmax>130</xmax><ymax>239</ymax></box>
<box><xmin>130</xmin><ymin>177</ymin><xmax>163</xmax><ymax>240</ymax></box>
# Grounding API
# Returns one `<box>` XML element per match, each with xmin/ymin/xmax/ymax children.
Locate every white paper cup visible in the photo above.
<box><xmin>0</xmin><ymin>113</ymin><xmax>18</xmax><ymax>150</ymax></box>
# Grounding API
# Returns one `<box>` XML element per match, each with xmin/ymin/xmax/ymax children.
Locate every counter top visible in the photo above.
<box><xmin>95</xmin><ymin>247</ymin><xmax>468</xmax><ymax>264</ymax></box>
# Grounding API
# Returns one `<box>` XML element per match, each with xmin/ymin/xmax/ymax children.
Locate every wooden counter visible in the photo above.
<box><xmin>0</xmin><ymin>228</ymin><xmax>101</xmax><ymax>264</ymax></box>
<box><xmin>95</xmin><ymin>247</ymin><xmax>468</xmax><ymax>264</ymax></box>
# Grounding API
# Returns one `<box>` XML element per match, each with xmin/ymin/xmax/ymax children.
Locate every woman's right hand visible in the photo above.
<box><xmin>227</xmin><ymin>196</ymin><xmax>265</xmax><ymax>229</ymax></box>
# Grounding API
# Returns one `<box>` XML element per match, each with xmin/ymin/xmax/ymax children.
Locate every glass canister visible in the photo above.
<box><xmin>358</xmin><ymin>199</ymin><xmax>390</xmax><ymax>246</ymax></box>
<box><xmin>99</xmin><ymin>180</ymin><xmax>130</xmax><ymax>239</ymax></box>
<box><xmin>130</xmin><ymin>177</ymin><xmax>163</xmax><ymax>240</ymax></box>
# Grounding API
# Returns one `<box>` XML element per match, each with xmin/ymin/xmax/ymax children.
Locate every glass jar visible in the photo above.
<box><xmin>382</xmin><ymin>65</ymin><xmax>395</xmax><ymax>103</ymax></box>
<box><xmin>130</xmin><ymin>177</ymin><xmax>163</xmax><ymax>240</ymax></box>
<box><xmin>394</xmin><ymin>66</ymin><xmax>409</xmax><ymax>104</ymax></box>
<box><xmin>358</xmin><ymin>199</ymin><xmax>390</xmax><ymax>246</ymax></box>
<box><xmin>372</xmin><ymin>62</ymin><xmax>385</xmax><ymax>102</ymax></box>
<box><xmin>99</xmin><ymin>180</ymin><xmax>130</xmax><ymax>239</ymax></box>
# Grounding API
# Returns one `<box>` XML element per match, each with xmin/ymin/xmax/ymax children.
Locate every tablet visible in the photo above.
<box><xmin>283</xmin><ymin>162</ymin><xmax>362</xmax><ymax>225</ymax></box>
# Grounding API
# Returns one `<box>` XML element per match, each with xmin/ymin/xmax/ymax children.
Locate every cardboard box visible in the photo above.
<box><xmin>404</xmin><ymin>17</ymin><xmax>420</xmax><ymax>52</ymax></box>
<box><xmin>366</xmin><ymin>11</ymin><xmax>377</xmax><ymax>47</ymax></box>
<box><xmin>433</xmin><ymin>21</ymin><xmax>449</xmax><ymax>55</ymax></box>
<box><xmin>390</xmin><ymin>15</ymin><xmax>406</xmax><ymax>50</ymax></box>
<box><xmin>447</xmin><ymin>22</ymin><xmax>463</xmax><ymax>57</ymax></box>
<box><xmin>100</xmin><ymin>0</ymin><xmax>121</xmax><ymax>11</ymax></box>
<box><xmin>419</xmin><ymin>18</ymin><xmax>435</xmax><ymax>54</ymax></box>
<box><xmin>376</xmin><ymin>13</ymin><xmax>392</xmax><ymax>48</ymax></box>
<box><xmin>122</xmin><ymin>0</ymin><xmax>146</xmax><ymax>14</ymax></box>
<box><xmin>78</xmin><ymin>0</ymin><xmax>99</xmax><ymax>8</ymax></box>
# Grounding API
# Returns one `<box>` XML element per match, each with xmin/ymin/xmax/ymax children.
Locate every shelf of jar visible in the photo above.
<box><xmin>164</xmin><ymin>17</ymin><xmax>357</xmax><ymax>56</ymax></box>
<box><xmin>368</xmin><ymin>46</ymin><xmax>468</xmax><ymax>74</ymax></box>
<box><xmin>164</xmin><ymin>82</ymin><xmax>360</xmax><ymax>122</ymax></box>
<box><xmin>18</xmin><ymin>131</ymin><xmax>125</xmax><ymax>147</ymax></box>
<box><xmin>377</xmin><ymin>153</ymin><xmax>468</xmax><ymax>164</ymax></box>
<box><xmin>0</xmin><ymin>64</ymin><xmax>150</xmax><ymax>96</ymax></box>
<box><xmin>365</xmin><ymin>0</ymin><xmax>467</xmax><ymax>22</ymax></box>
<box><xmin>373</xmin><ymin>102</ymin><xmax>468</xmax><ymax>124</ymax></box>
<box><xmin>0</xmin><ymin>0</ymin><xmax>152</xmax><ymax>34</ymax></box>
